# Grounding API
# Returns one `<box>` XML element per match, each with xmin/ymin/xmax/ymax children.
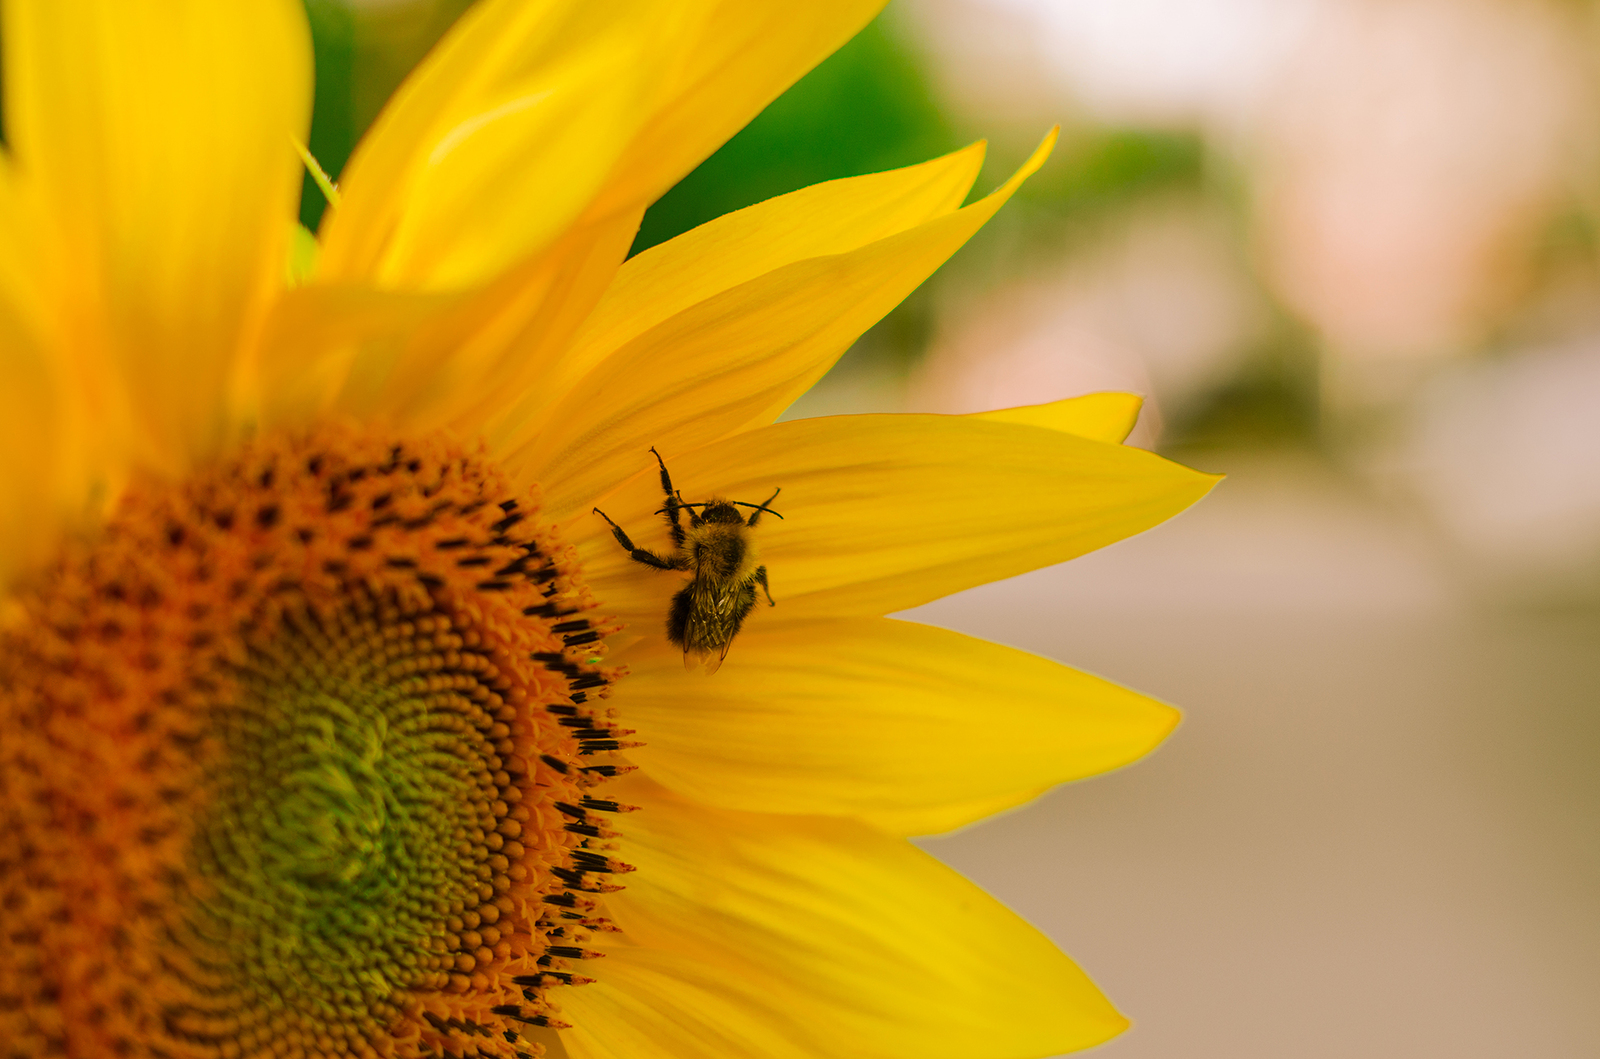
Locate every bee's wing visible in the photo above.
<box><xmin>683</xmin><ymin>629</ymin><xmax>738</xmax><ymax>676</ymax></box>
<box><xmin>681</xmin><ymin>646</ymin><xmax>725</xmax><ymax>675</ymax></box>
<box><xmin>682</xmin><ymin>580</ymin><xmax>743</xmax><ymax>675</ymax></box>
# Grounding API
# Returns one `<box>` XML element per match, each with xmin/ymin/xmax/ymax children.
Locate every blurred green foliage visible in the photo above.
<box><xmin>1020</xmin><ymin>130</ymin><xmax>1203</xmax><ymax>219</ymax></box>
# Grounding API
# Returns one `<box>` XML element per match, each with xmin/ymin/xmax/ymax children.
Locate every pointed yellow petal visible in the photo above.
<box><xmin>573</xmin><ymin>778</ymin><xmax>1128</xmax><ymax>1059</ymax></box>
<box><xmin>574</xmin><ymin>408</ymin><xmax>1217</xmax><ymax>620</ymax></box>
<box><xmin>516</xmin><ymin>133</ymin><xmax>1058</xmax><ymax>520</ymax></box>
<box><xmin>3</xmin><ymin>0</ymin><xmax>311</xmax><ymax>472</ymax></box>
<box><xmin>585</xmin><ymin>0</ymin><xmax>890</xmax><ymax>220</ymax></box>
<box><xmin>613</xmin><ymin>617</ymin><xmax>1177</xmax><ymax>835</ymax></box>
<box><xmin>318</xmin><ymin>0</ymin><xmax>679</xmax><ymax>289</ymax></box>
<box><xmin>979</xmin><ymin>391</ymin><xmax>1145</xmax><ymax>444</ymax></box>
<box><xmin>517</xmin><ymin>143</ymin><xmax>985</xmax><ymax>421</ymax></box>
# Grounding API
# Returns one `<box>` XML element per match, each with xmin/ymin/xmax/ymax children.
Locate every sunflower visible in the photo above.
<box><xmin>0</xmin><ymin>2</ymin><xmax>1218</xmax><ymax>1058</ymax></box>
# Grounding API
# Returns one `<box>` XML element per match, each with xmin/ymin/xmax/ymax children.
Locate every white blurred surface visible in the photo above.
<box><xmin>1394</xmin><ymin>341</ymin><xmax>1600</xmax><ymax>599</ymax></box>
<box><xmin>965</xmin><ymin>0</ymin><xmax>1325</xmax><ymax>128</ymax></box>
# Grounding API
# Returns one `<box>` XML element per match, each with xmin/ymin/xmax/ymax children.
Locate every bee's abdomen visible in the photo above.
<box><xmin>667</xmin><ymin>585</ymin><xmax>695</xmax><ymax>648</ymax></box>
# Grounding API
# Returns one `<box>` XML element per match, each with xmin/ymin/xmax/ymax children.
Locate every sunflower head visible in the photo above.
<box><xmin>0</xmin><ymin>2</ymin><xmax>1218</xmax><ymax>1057</ymax></box>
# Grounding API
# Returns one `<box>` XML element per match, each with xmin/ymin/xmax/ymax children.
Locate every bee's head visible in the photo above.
<box><xmin>698</xmin><ymin>500</ymin><xmax>745</xmax><ymax>524</ymax></box>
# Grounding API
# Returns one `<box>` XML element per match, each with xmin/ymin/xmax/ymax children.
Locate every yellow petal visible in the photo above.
<box><xmin>569</xmin><ymin>778</ymin><xmax>1128</xmax><ymax>1059</ymax></box>
<box><xmin>318</xmin><ymin>0</ymin><xmax>681</xmax><ymax>290</ymax></box>
<box><xmin>514</xmin><ymin>142</ymin><xmax>985</xmax><ymax>423</ymax></box>
<box><xmin>613</xmin><ymin>616</ymin><xmax>1177</xmax><ymax>835</ymax></box>
<box><xmin>426</xmin><ymin>209</ymin><xmax>646</xmax><ymax>435</ymax></box>
<box><xmin>260</xmin><ymin>208</ymin><xmax>644</xmax><ymax>438</ymax></box>
<box><xmin>561</xmin><ymin>945</ymin><xmax>818</xmax><ymax>1059</ymax></box>
<box><xmin>3</xmin><ymin>0</ymin><xmax>311</xmax><ymax>473</ymax></box>
<box><xmin>514</xmin><ymin>132</ymin><xmax>1058</xmax><ymax>520</ymax></box>
<box><xmin>573</xmin><ymin>409</ymin><xmax>1218</xmax><ymax>621</ymax></box>
<box><xmin>584</xmin><ymin>0</ymin><xmax>890</xmax><ymax>221</ymax></box>
<box><xmin>0</xmin><ymin>158</ymin><xmax>44</xmax><ymax>346</ymax></box>
<box><xmin>254</xmin><ymin>282</ymin><xmax>458</xmax><ymax>430</ymax></box>
<box><xmin>286</xmin><ymin>223</ymin><xmax>319</xmax><ymax>287</ymax></box>
<box><xmin>0</xmin><ymin>156</ymin><xmax>110</xmax><ymax>591</ymax></box>
<box><xmin>0</xmin><ymin>312</ymin><xmax>67</xmax><ymax>597</ymax></box>
<box><xmin>979</xmin><ymin>391</ymin><xmax>1145</xmax><ymax>444</ymax></box>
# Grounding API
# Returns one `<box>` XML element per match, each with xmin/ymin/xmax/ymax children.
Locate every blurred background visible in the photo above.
<box><xmin>311</xmin><ymin>1</ymin><xmax>1600</xmax><ymax>1054</ymax></box>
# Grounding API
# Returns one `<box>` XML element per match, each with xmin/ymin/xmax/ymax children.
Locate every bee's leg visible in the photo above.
<box><xmin>754</xmin><ymin>565</ymin><xmax>775</xmax><ymax>606</ymax></box>
<box><xmin>592</xmin><ymin>508</ymin><xmax>686</xmax><ymax>570</ymax></box>
<box><xmin>678</xmin><ymin>490</ymin><xmax>704</xmax><ymax>528</ymax></box>
<box><xmin>745</xmin><ymin>487</ymin><xmax>782</xmax><ymax>527</ymax></box>
<box><xmin>650</xmin><ymin>447</ymin><xmax>688</xmax><ymax>547</ymax></box>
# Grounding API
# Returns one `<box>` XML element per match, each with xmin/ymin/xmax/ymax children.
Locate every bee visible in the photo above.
<box><xmin>593</xmin><ymin>449</ymin><xmax>781</xmax><ymax>674</ymax></box>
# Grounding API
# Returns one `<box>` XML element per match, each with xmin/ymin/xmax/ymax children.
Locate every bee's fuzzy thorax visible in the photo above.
<box><xmin>686</xmin><ymin>520</ymin><xmax>757</xmax><ymax>582</ymax></box>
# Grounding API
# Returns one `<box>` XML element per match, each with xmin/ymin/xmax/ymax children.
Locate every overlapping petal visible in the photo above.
<box><xmin>613</xmin><ymin>616</ymin><xmax>1178</xmax><ymax>834</ymax></box>
<box><xmin>300</xmin><ymin>0</ymin><xmax>899</xmax><ymax>446</ymax></box>
<box><xmin>565</xmin><ymin>778</ymin><xmax>1126</xmax><ymax>1059</ymax></box>
<box><xmin>317</xmin><ymin>0</ymin><xmax>676</xmax><ymax>289</ymax></box>
<box><xmin>574</xmin><ymin>405</ymin><xmax>1218</xmax><ymax>621</ymax></box>
<box><xmin>2</xmin><ymin>0</ymin><xmax>310</xmax><ymax>473</ymax></box>
<box><xmin>497</xmin><ymin>142</ymin><xmax>986</xmax><ymax>427</ymax></box>
<box><xmin>512</xmin><ymin>133</ymin><xmax>1058</xmax><ymax>519</ymax></box>
<box><xmin>320</xmin><ymin>0</ymin><xmax>884</xmax><ymax>292</ymax></box>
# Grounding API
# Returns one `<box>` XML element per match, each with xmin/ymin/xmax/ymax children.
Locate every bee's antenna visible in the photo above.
<box><xmin>728</xmin><ymin>501</ymin><xmax>784</xmax><ymax>518</ymax></box>
<box><xmin>734</xmin><ymin>488</ymin><xmax>783</xmax><ymax>521</ymax></box>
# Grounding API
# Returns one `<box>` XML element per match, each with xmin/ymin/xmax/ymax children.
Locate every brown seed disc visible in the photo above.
<box><xmin>0</xmin><ymin>426</ymin><xmax>632</xmax><ymax>1059</ymax></box>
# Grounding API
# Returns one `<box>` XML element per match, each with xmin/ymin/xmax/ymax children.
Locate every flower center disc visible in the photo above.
<box><xmin>0</xmin><ymin>428</ymin><xmax>632</xmax><ymax>1058</ymax></box>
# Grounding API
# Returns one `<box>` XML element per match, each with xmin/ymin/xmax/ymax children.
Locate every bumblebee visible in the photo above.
<box><xmin>594</xmin><ymin>449</ymin><xmax>780</xmax><ymax>674</ymax></box>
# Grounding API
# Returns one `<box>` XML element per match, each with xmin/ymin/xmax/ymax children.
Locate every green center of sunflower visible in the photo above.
<box><xmin>0</xmin><ymin>428</ymin><xmax>635</xmax><ymax>1059</ymax></box>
